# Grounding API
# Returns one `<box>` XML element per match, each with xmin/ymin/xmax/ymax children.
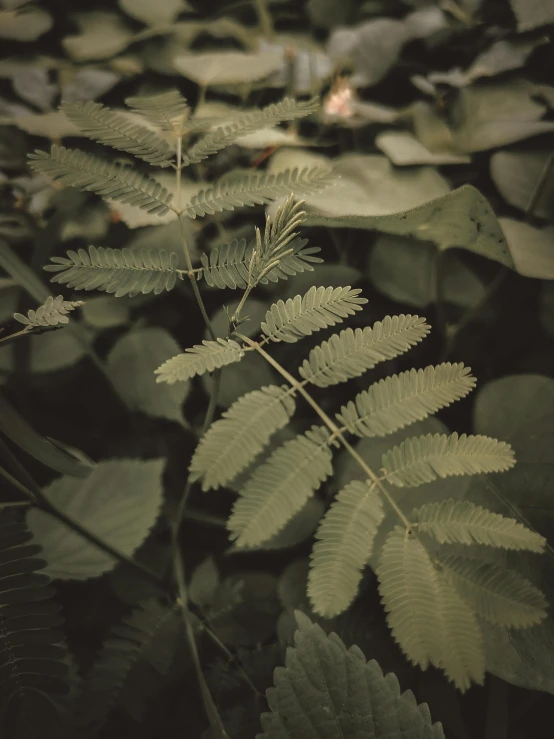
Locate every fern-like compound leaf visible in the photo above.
<box><xmin>0</xmin><ymin>517</ymin><xmax>69</xmax><ymax>723</ymax></box>
<box><xmin>262</xmin><ymin>285</ymin><xmax>367</xmax><ymax>344</ymax></box>
<box><xmin>183</xmin><ymin>166</ymin><xmax>334</xmax><ymax>219</ymax></box>
<box><xmin>439</xmin><ymin>554</ymin><xmax>547</xmax><ymax>628</ymax></box>
<box><xmin>125</xmin><ymin>90</ymin><xmax>189</xmax><ymax>135</ymax></box>
<box><xmin>44</xmin><ymin>246</ymin><xmax>181</xmax><ymax>298</ymax></box>
<box><xmin>77</xmin><ymin>599</ymin><xmax>183</xmax><ymax>733</ymax></box>
<box><xmin>155</xmin><ymin>338</ymin><xmax>244</xmax><ymax>384</ymax></box>
<box><xmin>336</xmin><ymin>363</ymin><xmax>476</xmax><ymax>437</ymax></box>
<box><xmin>228</xmin><ymin>426</ymin><xmax>334</xmax><ymax>549</ymax></box>
<box><xmin>182</xmin><ymin>96</ymin><xmax>319</xmax><ymax>166</ymax></box>
<box><xmin>413</xmin><ymin>499</ymin><xmax>545</xmax><ymax>551</ymax></box>
<box><xmin>382</xmin><ymin>433</ymin><xmax>515</xmax><ymax>487</ymax></box>
<box><xmin>299</xmin><ymin>315</ymin><xmax>430</xmax><ymax>388</ymax></box>
<box><xmin>28</xmin><ymin>146</ymin><xmax>174</xmax><ymax>215</ymax></box>
<box><xmin>200</xmin><ymin>237</ymin><xmax>322</xmax><ymax>289</ymax></box>
<box><xmin>189</xmin><ymin>385</ymin><xmax>296</xmax><ymax>491</ymax></box>
<box><xmin>60</xmin><ymin>101</ymin><xmax>175</xmax><ymax>167</ymax></box>
<box><xmin>308</xmin><ymin>480</ymin><xmax>384</xmax><ymax>618</ymax></box>
<box><xmin>13</xmin><ymin>294</ymin><xmax>84</xmax><ymax>327</ymax></box>
<box><xmin>258</xmin><ymin>611</ymin><xmax>445</xmax><ymax>739</ymax></box>
<box><xmin>377</xmin><ymin>527</ymin><xmax>485</xmax><ymax>692</ymax></box>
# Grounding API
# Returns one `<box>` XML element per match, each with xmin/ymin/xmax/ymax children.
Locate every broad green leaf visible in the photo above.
<box><xmin>108</xmin><ymin>327</ymin><xmax>190</xmax><ymax>425</ymax></box>
<box><xmin>376</xmin><ymin>131</ymin><xmax>470</xmax><ymax>166</ymax></box>
<box><xmin>63</xmin><ymin>12</ymin><xmax>134</xmax><ymax>62</ymax></box>
<box><xmin>189</xmin><ymin>556</ymin><xmax>220</xmax><ymax>609</ymax></box>
<box><xmin>81</xmin><ymin>295</ymin><xmax>130</xmax><ymax>329</ymax></box>
<box><xmin>27</xmin><ymin>459</ymin><xmax>165</xmax><ymax>579</ymax></box>
<box><xmin>203</xmin><ymin>351</ymin><xmax>277</xmax><ymax>409</ymax></box>
<box><xmin>173</xmin><ymin>51</ymin><xmax>283</xmax><ymax>87</ymax></box>
<box><xmin>499</xmin><ymin>218</ymin><xmax>554</xmax><ymax>279</ymax></box>
<box><xmin>510</xmin><ymin>0</ymin><xmax>554</xmax><ymax>30</ymax></box>
<box><xmin>12</xmin><ymin>67</ymin><xmax>56</xmax><ymax>111</ymax></box>
<box><xmin>60</xmin><ymin>68</ymin><xmax>120</xmax><ymax>104</ymax></box>
<box><xmin>490</xmin><ymin>149</ymin><xmax>554</xmax><ymax>220</ymax></box>
<box><xmin>257</xmin><ymin>610</ymin><xmax>445</xmax><ymax>738</ymax></box>
<box><xmin>0</xmin><ymin>6</ymin><xmax>52</xmax><ymax>41</ymax></box>
<box><xmin>119</xmin><ymin>0</ymin><xmax>186</xmax><ymax>26</ymax></box>
<box><xmin>13</xmin><ymin>111</ymin><xmax>82</xmax><ymax>139</ymax></box>
<box><xmin>466</xmin><ymin>38</ymin><xmax>548</xmax><ymax>82</ymax></box>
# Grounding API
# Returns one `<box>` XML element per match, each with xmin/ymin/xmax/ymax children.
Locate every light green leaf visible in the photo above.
<box><xmin>119</xmin><ymin>0</ymin><xmax>186</xmax><ymax>26</ymax></box>
<box><xmin>13</xmin><ymin>111</ymin><xmax>82</xmax><ymax>139</ymax></box>
<box><xmin>440</xmin><ymin>555</ymin><xmax>547</xmax><ymax>628</ymax></box>
<box><xmin>173</xmin><ymin>51</ymin><xmax>283</xmax><ymax>87</ymax></box>
<box><xmin>206</xmin><ymin>351</ymin><xmax>278</xmax><ymax>409</ymax></box>
<box><xmin>155</xmin><ymin>337</ymin><xmax>244</xmax><ymax>384</ymax></box>
<box><xmin>189</xmin><ymin>556</ymin><xmax>220</xmax><ymax>609</ymax></box>
<box><xmin>81</xmin><ymin>295</ymin><xmax>131</xmax><ymax>329</ymax></box>
<box><xmin>63</xmin><ymin>12</ymin><xmax>134</xmax><ymax>62</ymax></box>
<box><xmin>376</xmin><ymin>131</ymin><xmax>470</xmax><ymax>166</ymax></box>
<box><xmin>29</xmin><ymin>330</ymin><xmax>87</xmax><ymax>373</ymax></box>
<box><xmin>490</xmin><ymin>149</ymin><xmax>554</xmax><ymax>220</ymax></box>
<box><xmin>510</xmin><ymin>0</ymin><xmax>554</xmax><ymax>30</ymax></box>
<box><xmin>108</xmin><ymin>327</ymin><xmax>190</xmax><ymax>424</ymax></box>
<box><xmin>27</xmin><ymin>459</ymin><xmax>165</xmax><ymax>579</ymax></box>
<box><xmin>0</xmin><ymin>6</ymin><xmax>52</xmax><ymax>41</ymax></box>
<box><xmin>257</xmin><ymin>610</ymin><xmax>445</xmax><ymax>739</ymax></box>
<box><xmin>499</xmin><ymin>218</ymin><xmax>554</xmax><ymax>279</ymax></box>
<box><xmin>466</xmin><ymin>37</ymin><xmax>548</xmax><ymax>81</ymax></box>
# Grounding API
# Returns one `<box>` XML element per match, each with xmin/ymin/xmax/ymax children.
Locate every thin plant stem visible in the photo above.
<box><xmin>199</xmin><ymin>621</ymin><xmax>263</xmax><ymax>698</ymax></box>
<box><xmin>525</xmin><ymin>152</ymin><xmax>554</xmax><ymax>217</ymax></box>
<box><xmin>237</xmin><ymin>334</ymin><xmax>413</xmax><ymax>529</ymax></box>
<box><xmin>0</xmin><ymin>463</ymin><xmax>37</xmax><ymax>503</ymax></box>
<box><xmin>253</xmin><ymin>0</ymin><xmax>274</xmax><ymax>39</ymax></box>
<box><xmin>0</xmin><ymin>326</ymin><xmax>32</xmax><ymax>346</ymax></box>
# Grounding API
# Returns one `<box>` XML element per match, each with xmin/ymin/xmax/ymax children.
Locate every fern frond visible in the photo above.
<box><xmin>299</xmin><ymin>315</ymin><xmax>430</xmax><ymax>388</ymax></box>
<box><xmin>155</xmin><ymin>338</ymin><xmax>244</xmax><ymax>384</ymax></box>
<box><xmin>308</xmin><ymin>480</ymin><xmax>384</xmax><ymax>618</ymax></box>
<box><xmin>439</xmin><ymin>555</ymin><xmax>547</xmax><ymax>628</ymax></box>
<box><xmin>77</xmin><ymin>599</ymin><xmax>182</xmax><ymax>732</ymax></box>
<box><xmin>189</xmin><ymin>385</ymin><xmax>296</xmax><ymax>491</ymax></box>
<box><xmin>382</xmin><ymin>433</ymin><xmax>515</xmax><ymax>487</ymax></box>
<box><xmin>14</xmin><ymin>294</ymin><xmax>84</xmax><ymax>327</ymax></box>
<box><xmin>336</xmin><ymin>363</ymin><xmax>476</xmax><ymax>437</ymax></box>
<box><xmin>262</xmin><ymin>285</ymin><xmax>367</xmax><ymax>344</ymax></box>
<box><xmin>0</xmin><ymin>517</ymin><xmax>69</xmax><ymax>719</ymax></box>
<box><xmin>228</xmin><ymin>426</ymin><xmax>334</xmax><ymax>549</ymax></box>
<box><xmin>183</xmin><ymin>166</ymin><xmax>334</xmax><ymax>219</ymax></box>
<box><xmin>182</xmin><ymin>96</ymin><xmax>319</xmax><ymax>166</ymax></box>
<box><xmin>44</xmin><ymin>246</ymin><xmax>181</xmax><ymax>298</ymax></box>
<box><xmin>377</xmin><ymin>526</ymin><xmax>485</xmax><ymax>692</ymax></box>
<box><xmin>60</xmin><ymin>101</ymin><xmax>175</xmax><ymax>168</ymax></box>
<box><xmin>413</xmin><ymin>499</ymin><xmax>545</xmax><ymax>551</ymax></box>
<box><xmin>200</xmin><ymin>237</ymin><xmax>321</xmax><ymax>289</ymax></box>
<box><xmin>28</xmin><ymin>146</ymin><xmax>174</xmax><ymax>215</ymax></box>
<box><xmin>125</xmin><ymin>90</ymin><xmax>189</xmax><ymax>135</ymax></box>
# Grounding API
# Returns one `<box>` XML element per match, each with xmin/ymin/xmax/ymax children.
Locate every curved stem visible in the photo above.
<box><xmin>238</xmin><ymin>334</ymin><xmax>413</xmax><ymax>529</ymax></box>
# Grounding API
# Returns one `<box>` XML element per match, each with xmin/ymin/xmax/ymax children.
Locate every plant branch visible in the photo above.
<box><xmin>237</xmin><ymin>334</ymin><xmax>413</xmax><ymax>529</ymax></box>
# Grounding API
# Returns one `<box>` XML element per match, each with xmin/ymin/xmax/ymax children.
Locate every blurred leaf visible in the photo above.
<box><xmin>254</xmin><ymin>497</ymin><xmax>325</xmax><ymax>551</ymax></box>
<box><xmin>211</xmin><ymin>572</ymin><xmax>279</xmax><ymax>646</ymax></box>
<box><xmin>259</xmin><ymin>36</ymin><xmax>333</xmax><ymax>94</ymax></box>
<box><xmin>119</xmin><ymin>0</ymin><xmax>186</xmax><ymax>26</ymax></box>
<box><xmin>0</xmin><ymin>125</ymin><xmax>27</xmax><ymax>168</ymax></box>
<box><xmin>12</xmin><ymin>67</ymin><xmax>57</xmax><ymax>111</ymax></box>
<box><xmin>63</xmin><ymin>12</ymin><xmax>134</xmax><ymax>62</ymax></box>
<box><xmin>0</xmin><ymin>6</ymin><xmax>52</xmax><ymax>41</ymax></box>
<box><xmin>108</xmin><ymin>326</ymin><xmax>190</xmax><ymax>425</ymax></box>
<box><xmin>499</xmin><ymin>218</ymin><xmax>554</xmax><ymax>279</ymax></box>
<box><xmin>173</xmin><ymin>51</ymin><xmax>283</xmax><ymax>87</ymax></box>
<box><xmin>376</xmin><ymin>131</ymin><xmax>470</xmax><ymax>166</ymax></box>
<box><xmin>510</xmin><ymin>0</ymin><xmax>554</xmax><ymax>31</ymax></box>
<box><xmin>27</xmin><ymin>458</ymin><xmax>165</xmax><ymax>580</ymax></box>
<box><xmin>207</xmin><ymin>298</ymin><xmax>268</xmax><ymax>341</ymax></box>
<box><xmin>28</xmin><ymin>329</ymin><xmax>86</xmax><ymax>373</ymax></box>
<box><xmin>466</xmin><ymin>37</ymin><xmax>548</xmax><ymax>81</ymax></box>
<box><xmin>307</xmin><ymin>0</ymin><xmax>354</xmax><ymax>28</ymax></box>
<box><xmin>60</xmin><ymin>204</ymin><xmax>110</xmax><ymax>242</ymax></box>
<box><xmin>13</xmin><ymin>111</ymin><xmax>82</xmax><ymax>138</ymax></box>
<box><xmin>81</xmin><ymin>295</ymin><xmax>130</xmax><ymax>329</ymax></box>
<box><xmin>0</xmin><ymin>281</ymin><xmax>18</xmax><ymax>323</ymax></box>
<box><xmin>277</xmin><ymin>559</ymin><xmax>310</xmax><ymax>610</ymax></box>
<box><xmin>276</xmin><ymin>263</ymin><xmax>362</xmax><ymax>301</ymax></box>
<box><xmin>189</xmin><ymin>556</ymin><xmax>220</xmax><ymax>609</ymax></box>
<box><xmin>490</xmin><ymin>150</ymin><xmax>554</xmax><ymax>220</ymax></box>
<box><xmin>205</xmin><ymin>351</ymin><xmax>277</xmax><ymax>409</ymax></box>
<box><xmin>60</xmin><ymin>67</ymin><xmax>120</xmax><ymax>104</ymax></box>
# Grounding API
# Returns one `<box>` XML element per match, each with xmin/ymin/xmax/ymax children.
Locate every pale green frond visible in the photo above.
<box><xmin>154</xmin><ymin>338</ymin><xmax>244</xmax><ymax>384</ymax></box>
<box><xmin>60</xmin><ymin>101</ymin><xmax>175</xmax><ymax>167</ymax></box>
<box><xmin>0</xmin><ymin>516</ymin><xmax>70</xmax><ymax>719</ymax></box>
<box><xmin>258</xmin><ymin>611</ymin><xmax>446</xmax><ymax>739</ymax></box>
<box><xmin>14</xmin><ymin>294</ymin><xmax>84</xmax><ymax>327</ymax></box>
<box><xmin>413</xmin><ymin>499</ymin><xmax>546</xmax><ymax>551</ymax></box>
<box><xmin>299</xmin><ymin>315</ymin><xmax>430</xmax><ymax>388</ymax></box>
<box><xmin>200</xmin><ymin>237</ymin><xmax>322</xmax><ymax>289</ymax></box>
<box><xmin>336</xmin><ymin>363</ymin><xmax>476</xmax><ymax>437</ymax></box>
<box><xmin>77</xmin><ymin>599</ymin><xmax>183</xmax><ymax>733</ymax></box>
<box><xmin>28</xmin><ymin>146</ymin><xmax>174</xmax><ymax>215</ymax></box>
<box><xmin>44</xmin><ymin>246</ymin><xmax>182</xmax><ymax>298</ymax></box>
<box><xmin>377</xmin><ymin>527</ymin><xmax>485</xmax><ymax>692</ymax></box>
<box><xmin>182</xmin><ymin>96</ymin><xmax>319</xmax><ymax>166</ymax></box>
<box><xmin>262</xmin><ymin>285</ymin><xmax>367</xmax><ymax>344</ymax></box>
<box><xmin>189</xmin><ymin>385</ymin><xmax>296</xmax><ymax>491</ymax></box>
<box><xmin>228</xmin><ymin>426</ymin><xmax>334</xmax><ymax>549</ymax></box>
<box><xmin>125</xmin><ymin>90</ymin><xmax>189</xmax><ymax>135</ymax></box>
<box><xmin>439</xmin><ymin>554</ymin><xmax>547</xmax><ymax>628</ymax></box>
<box><xmin>382</xmin><ymin>433</ymin><xmax>515</xmax><ymax>487</ymax></box>
<box><xmin>308</xmin><ymin>480</ymin><xmax>384</xmax><ymax>618</ymax></box>
<box><xmin>182</xmin><ymin>166</ymin><xmax>334</xmax><ymax>219</ymax></box>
